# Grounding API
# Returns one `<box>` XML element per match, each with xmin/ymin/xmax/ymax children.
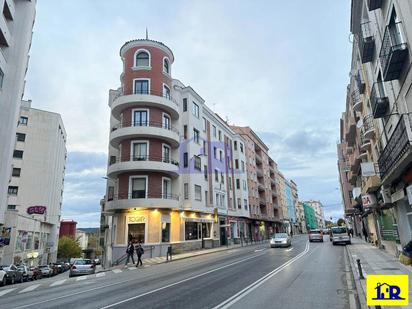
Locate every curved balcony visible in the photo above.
<box><xmin>107</xmin><ymin>155</ymin><xmax>179</xmax><ymax>178</ymax></box>
<box><xmin>351</xmin><ymin>89</ymin><xmax>363</xmax><ymax>112</ymax></box>
<box><xmin>360</xmin><ymin>136</ymin><xmax>371</xmax><ymax>151</ymax></box>
<box><xmin>111</xmin><ymin>91</ymin><xmax>180</xmax><ymax>120</ymax></box>
<box><xmin>107</xmin><ymin>192</ymin><xmax>180</xmax><ymax>211</ymax></box>
<box><xmin>257</xmin><ymin>182</ymin><xmax>265</xmax><ymax>192</ymax></box>
<box><xmin>362</xmin><ymin>115</ymin><xmax>375</xmax><ymax>139</ymax></box>
<box><xmin>110</xmin><ymin>121</ymin><xmax>180</xmax><ymax>148</ymax></box>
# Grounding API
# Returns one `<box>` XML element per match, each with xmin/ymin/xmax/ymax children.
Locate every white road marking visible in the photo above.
<box><xmin>19</xmin><ymin>284</ymin><xmax>41</xmax><ymax>293</ymax></box>
<box><xmin>254</xmin><ymin>248</ymin><xmax>265</xmax><ymax>252</ymax></box>
<box><xmin>285</xmin><ymin>247</ymin><xmax>293</xmax><ymax>252</ymax></box>
<box><xmin>100</xmin><ymin>252</ymin><xmax>268</xmax><ymax>309</ymax></box>
<box><xmin>128</xmin><ymin>267</ymin><xmax>138</xmax><ymax>271</ymax></box>
<box><xmin>95</xmin><ymin>272</ymin><xmax>106</xmax><ymax>278</ymax></box>
<box><xmin>212</xmin><ymin>241</ymin><xmax>310</xmax><ymax>309</ymax></box>
<box><xmin>50</xmin><ymin>279</ymin><xmax>67</xmax><ymax>287</ymax></box>
<box><xmin>0</xmin><ymin>288</ymin><xmax>16</xmax><ymax>296</ymax></box>
<box><xmin>112</xmin><ymin>269</ymin><xmax>122</xmax><ymax>274</ymax></box>
<box><xmin>76</xmin><ymin>276</ymin><xmax>88</xmax><ymax>281</ymax></box>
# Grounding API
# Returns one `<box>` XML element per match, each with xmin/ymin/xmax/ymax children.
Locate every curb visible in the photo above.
<box><xmin>345</xmin><ymin>245</ymin><xmax>367</xmax><ymax>309</ymax></box>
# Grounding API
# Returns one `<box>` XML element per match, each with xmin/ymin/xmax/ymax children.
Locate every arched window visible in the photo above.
<box><xmin>135</xmin><ymin>51</ymin><xmax>150</xmax><ymax>67</ymax></box>
<box><xmin>163</xmin><ymin>58</ymin><xmax>170</xmax><ymax>74</ymax></box>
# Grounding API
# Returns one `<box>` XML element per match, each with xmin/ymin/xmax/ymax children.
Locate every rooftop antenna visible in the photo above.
<box><xmin>146</xmin><ymin>27</ymin><xmax>149</xmax><ymax>40</ymax></box>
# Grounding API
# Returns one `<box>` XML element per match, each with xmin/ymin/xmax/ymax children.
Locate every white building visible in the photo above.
<box><xmin>304</xmin><ymin>200</ymin><xmax>325</xmax><ymax>229</ymax></box>
<box><xmin>1</xmin><ymin>100</ymin><xmax>67</xmax><ymax>265</ymax></box>
<box><xmin>0</xmin><ymin>0</ymin><xmax>37</xmax><ymax>225</ymax></box>
<box><xmin>76</xmin><ymin>230</ymin><xmax>88</xmax><ymax>251</ymax></box>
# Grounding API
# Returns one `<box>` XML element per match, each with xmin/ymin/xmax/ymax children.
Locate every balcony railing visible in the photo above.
<box><xmin>370</xmin><ymin>82</ymin><xmax>389</xmax><ymax>118</ymax></box>
<box><xmin>368</xmin><ymin>0</ymin><xmax>382</xmax><ymax>11</ymax></box>
<box><xmin>113</xmin><ymin>89</ymin><xmax>179</xmax><ymax>106</ymax></box>
<box><xmin>378</xmin><ymin>115</ymin><xmax>411</xmax><ymax>180</ymax></box>
<box><xmin>108</xmin><ymin>192</ymin><xmax>179</xmax><ymax>201</ymax></box>
<box><xmin>351</xmin><ymin>88</ymin><xmax>362</xmax><ymax>111</ymax></box>
<box><xmin>356</xmin><ymin>70</ymin><xmax>366</xmax><ymax>94</ymax></box>
<box><xmin>379</xmin><ymin>22</ymin><xmax>408</xmax><ymax>81</ymax></box>
<box><xmin>111</xmin><ymin>121</ymin><xmax>179</xmax><ymax>134</ymax></box>
<box><xmin>359</xmin><ymin>21</ymin><xmax>375</xmax><ymax>63</ymax></box>
<box><xmin>109</xmin><ymin>155</ymin><xmax>179</xmax><ymax>166</ymax></box>
<box><xmin>362</xmin><ymin>115</ymin><xmax>375</xmax><ymax>138</ymax></box>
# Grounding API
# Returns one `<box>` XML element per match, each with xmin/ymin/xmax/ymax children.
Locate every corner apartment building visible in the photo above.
<box><xmin>295</xmin><ymin>201</ymin><xmax>307</xmax><ymax>233</ymax></box>
<box><xmin>339</xmin><ymin>0</ymin><xmax>412</xmax><ymax>249</ymax></box>
<box><xmin>230</xmin><ymin>126</ymin><xmax>283</xmax><ymax>238</ymax></box>
<box><xmin>303</xmin><ymin>200</ymin><xmax>325</xmax><ymax>229</ymax></box>
<box><xmin>0</xmin><ymin>0</ymin><xmax>36</xmax><ymax>225</ymax></box>
<box><xmin>303</xmin><ymin>202</ymin><xmax>317</xmax><ymax>230</ymax></box>
<box><xmin>1</xmin><ymin>100</ymin><xmax>67</xmax><ymax>265</ymax></box>
<box><xmin>102</xmin><ymin>38</ymin><xmax>250</xmax><ymax>265</ymax></box>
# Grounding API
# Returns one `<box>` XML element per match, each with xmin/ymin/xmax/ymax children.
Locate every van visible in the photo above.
<box><xmin>331</xmin><ymin>226</ymin><xmax>351</xmax><ymax>245</ymax></box>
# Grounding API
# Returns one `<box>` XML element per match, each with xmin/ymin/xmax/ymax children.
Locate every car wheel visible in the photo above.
<box><xmin>1</xmin><ymin>276</ymin><xmax>6</xmax><ymax>286</ymax></box>
<box><xmin>332</xmin><ymin>242</ymin><xmax>336</xmax><ymax>246</ymax></box>
<box><xmin>20</xmin><ymin>276</ymin><xmax>24</xmax><ymax>284</ymax></box>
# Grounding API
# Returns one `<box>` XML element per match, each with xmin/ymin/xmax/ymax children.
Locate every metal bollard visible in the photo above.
<box><xmin>356</xmin><ymin>259</ymin><xmax>365</xmax><ymax>279</ymax></box>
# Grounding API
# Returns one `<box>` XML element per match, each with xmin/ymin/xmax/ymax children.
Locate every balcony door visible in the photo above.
<box><xmin>163</xmin><ymin>113</ymin><xmax>171</xmax><ymax>130</ymax></box>
<box><xmin>134</xmin><ymin>79</ymin><xmax>149</xmax><ymax>95</ymax></box>
<box><xmin>162</xmin><ymin>177</ymin><xmax>171</xmax><ymax>199</ymax></box>
<box><xmin>132</xmin><ymin>142</ymin><xmax>148</xmax><ymax>161</ymax></box>
<box><xmin>163</xmin><ymin>144</ymin><xmax>171</xmax><ymax>163</ymax></box>
<box><xmin>163</xmin><ymin>85</ymin><xmax>171</xmax><ymax>99</ymax></box>
<box><xmin>130</xmin><ymin>177</ymin><xmax>147</xmax><ymax>199</ymax></box>
<box><xmin>133</xmin><ymin>110</ymin><xmax>148</xmax><ymax>127</ymax></box>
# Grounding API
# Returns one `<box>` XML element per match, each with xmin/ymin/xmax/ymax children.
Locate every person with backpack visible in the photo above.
<box><xmin>135</xmin><ymin>242</ymin><xmax>144</xmax><ymax>267</ymax></box>
<box><xmin>125</xmin><ymin>241</ymin><xmax>135</xmax><ymax>265</ymax></box>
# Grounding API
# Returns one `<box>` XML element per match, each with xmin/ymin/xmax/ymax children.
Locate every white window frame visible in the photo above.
<box><xmin>212</xmin><ymin>125</ymin><xmax>217</xmax><ymax>138</ymax></box>
<box><xmin>163</xmin><ymin>83</ymin><xmax>171</xmax><ymax>99</ymax></box>
<box><xmin>202</xmin><ymin>117</ymin><xmax>207</xmax><ymax>132</ymax></box>
<box><xmin>133</xmin><ymin>78</ymin><xmax>151</xmax><ymax>95</ymax></box>
<box><xmin>162</xmin><ymin>143</ymin><xmax>171</xmax><ymax>163</ymax></box>
<box><xmin>134</xmin><ymin>48</ymin><xmax>151</xmax><ymax>68</ymax></box>
<box><xmin>131</xmin><ymin>108</ymin><xmax>150</xmax><ymax>127</ymax></box>
<box><xmin>162</xmin><ymin>177</ymin><xmax>172</xmax><ymax>199</ymax></box>
<box><xmin>163</xmin><ymin>56</ymin><xmax>171</xmax><ymax>75</ymax></box>
<box><xmin>128</xmin><ymin>175</ymin><xmax>148</xmax><ymax>199</ymax></box>
<box><xmin>162</xmin><ymin>112</ymin><xmax>171</xmax><ymax>130</ymax></box>
<box><xmin>194</xmin><ymin>185</ymin><xmax>202</xmax><ymax>201</ymax></box>
<box><xmin>130</xmin><ymin>140</ymin><xmax>149</xmax><ymax>161</ymax></box>
<box><xmin>192</xmin><ymin>102</ymin><xmax>200</xmax><ymax>118</ymax></box>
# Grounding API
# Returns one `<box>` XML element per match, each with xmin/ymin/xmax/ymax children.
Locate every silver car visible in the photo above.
<box><xmin>331</xmin><ymin>227</ymin><xmax>351</xmax><ymax>245</ymax></box>
<box><xmin>270</xmin><ymin>233</ymin><xmax>292</xmax><ymax>248</ymax></box>
<box><xmin>308</xmin><ymin>229</ymin><xmax>324</xmax><ymax>242</ymax></box>
<box><xmin>69</xmin><ymin>259</ymin><xmax>95</xmax><ymax>278</ymax></box>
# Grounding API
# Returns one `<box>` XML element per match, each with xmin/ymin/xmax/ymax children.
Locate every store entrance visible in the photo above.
<box><xmin>128</xmin><ymin>223</ymin><xmax>145</xmax><ymax>244</ymax></box>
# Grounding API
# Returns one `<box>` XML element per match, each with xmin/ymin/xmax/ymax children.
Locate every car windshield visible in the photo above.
<box><xmin>74</xmin><ymin>259</ymin><xmax>92</xmax><ymax>265</ymax></box>
<box><xmin>273</xmin><ymin>233</ymin><xmax>288</xmax><ymax>238</ymax></box>
<box><xmin>309</xmin><ymin>230</ymin><xmax>321</xmax><ymax>234</ymax></box>
<box><xmin>332</xmin><ymin>227</ymin><xmax>347</xmax><ymax>234</ymax></box>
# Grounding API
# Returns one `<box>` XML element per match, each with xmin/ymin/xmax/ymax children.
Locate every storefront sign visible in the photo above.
<box><xmin>361</xmin><ymin>162</ymin><xmax>376</xmax><ymax>177</ymax></box>
<box><xmin>391</xmin><ymin>189</ymin><xmax>405</xmax><ymax>203</ymax></box>
<box><xmin>27</xmin><ymin>206</ymin><xmax>47</xmax><ymax>215</ymax></box>
<box><xmin>183</xmin><ymin>217</ymin><xmax>214</xmax><ymax>223</ymax></box>
<box><xmin>362</xmin><ymin>194</ymin><xmax>377</xmax><ymax>207</ymax></box>
<box><xmin>128</xmin><ymin>216</ymin><xmax>146</xmax><ymax>223</ymax></box>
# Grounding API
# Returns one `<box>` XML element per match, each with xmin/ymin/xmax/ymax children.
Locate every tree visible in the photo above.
<box><xmin>57</xmin><ymin>236</ymin><xmax>82</xmax><ymax>260</ymax></box>
<box><xmin>337</xmin><ymin>218</ymin><xmax>345</xmax><ymax>226</ymax></box>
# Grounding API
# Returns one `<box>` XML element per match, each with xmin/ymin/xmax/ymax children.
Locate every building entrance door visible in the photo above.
<box><xmin>128</xmin><ymin>223</ymin><xmax>145</xmax><ymax>244</ymax></box>
<box><xmin>219</xmin><ymin>219</ymin><xmax>227</xmax><ymax>246</ymax></box>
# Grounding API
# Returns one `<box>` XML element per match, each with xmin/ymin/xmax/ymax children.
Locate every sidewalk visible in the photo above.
<box><xmin>346</xmin><ymin>237</ymin><xmax>412</xmax><ymax>309</ymax></box>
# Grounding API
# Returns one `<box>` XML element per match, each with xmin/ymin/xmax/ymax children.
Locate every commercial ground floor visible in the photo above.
<box><xmin>0</xmin><ymin>210</ymin><xmax>58</xmax><ymax>265</ymax></box>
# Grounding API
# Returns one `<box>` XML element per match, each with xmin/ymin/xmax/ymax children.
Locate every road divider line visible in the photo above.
<box><xmin>254</xmin><ymin>248</ymin><xmax>265</xmax><ymax>252</ymax></box>
<box><xmin>0</xmin><ymin>288</ymin><xmax>16</xmax><ymax>297</ymax></box>
<box><xmin>76</xmin><ymin>276</ymin><xmax>88</xmax><ymax>281</ymax></box>
<box><xmin>100</xmin><ymin>251</ymin><xmax>268</xmax><ymax>309</ymax></box>
<box><xmin>212</xmin><ymin>241</ymin><xmax>310</xmax><ymax>309</ymax></box>
<box><xmin>50</xmin><ymin>279</ymin><xmax>66</xmax><ymax>287</ymax></box>
<box><xmin>19</xmin><ymin>284</ymin><xmax>41</xmax><ymax>293</ymax></box>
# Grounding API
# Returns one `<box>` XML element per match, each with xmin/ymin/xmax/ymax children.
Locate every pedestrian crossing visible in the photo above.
<box><xmin>19</xmin><ymin>284</ymin><xmax>41</xmax><ymax>293</ymax></box>
<box><xmin>0</xmin><ymin>288</ymin><xmax>16</xmax><ymax>296</ymax></box>
<box><xmin>50</xmin><ymin>279</ymin><xmax>67</xmax><ymax>287</ymax></box>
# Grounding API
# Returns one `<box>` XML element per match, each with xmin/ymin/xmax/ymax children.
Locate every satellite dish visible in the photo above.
<box><xmin>356</xmin><ymin>119</ymin><xmax>363</xmax><ymax>128</ymax></box>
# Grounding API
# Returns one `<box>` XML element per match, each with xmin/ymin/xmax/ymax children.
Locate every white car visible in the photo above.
<box><xmin>331</xmin><ymin>226</ymin><xmax>351</xmax><ymax>245</ymax></box>
<box><xmin>0</xmin><ymin>268</ymin><xmax>6</xmax><ymax>286</ymax></box>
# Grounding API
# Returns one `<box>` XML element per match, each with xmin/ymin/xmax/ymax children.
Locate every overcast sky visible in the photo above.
<box><xmin>25</xmin><ymin>0</ymin><xmax>352</xmax><ymax>227</ymax></box>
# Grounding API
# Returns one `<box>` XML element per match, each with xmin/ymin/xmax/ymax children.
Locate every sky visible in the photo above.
<box><xmin>25</xmin><ymin>0</ymin><xmax>352</xmax><ymax>227</ymax></box>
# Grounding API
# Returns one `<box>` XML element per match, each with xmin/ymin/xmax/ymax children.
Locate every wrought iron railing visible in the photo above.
<box><xmin>351</xmin><ymin>88</ymin><xmax>361</xmax><ymax>108</ymax></box>
<box><xmin>111</xmin><ymin>121</ymin><xmax>179</xmax><ymax>134</ymax></box>
<box><xmin>378</xmin><ymin>115</ymin><xmax>411</xmax><ymax>179</ymax></box>
<box><xmin>370</xmin><ymin>82</ymin><xmax>389</xmax><ymax>118</ymax></box>
<box><xmin>109</xmin><ymin>155</ymin><xmax>179</xmax><ymax>166</ymax></box>
<box><xmin>113</xmin><ymin>90</ymin><xmax>179</xmax><ymax>106</ymax></box>
<box><xmin>359</xmin><ymin>21</ymin><xmax>375</xmax><ymax>63</ymax></box>
<box><xmin>362</xmin><ymin>115</ymin><xmax>374</xmax><ymax>135</ymax></box>
<box><xmin>108</xmin><ymin>192</ymin><xmax>180</xmax><ymax>201</ymax></box>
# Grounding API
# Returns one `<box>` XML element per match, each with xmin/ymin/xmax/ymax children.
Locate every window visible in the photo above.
<box><xmin>131</xmin><ymin>177</ymin><xmax>146</xmax><ymax>198</ymax></box>
<box><xmin>185</xmin><ymin>222</ymin><xmax>199</xmax><ymax>240</ymax></box>
<box><xmin>163</xmin><ymin>85</ymin><xmax>170</xmax><ymax>99</ymax></box>
<box><xmin>194</xmin><ymin>155</ymin><xmax>201</xmax><ymax>171</ymax></box>
<box><xmin>133</xmin><ymin>110</ymin><xmax>148</xmax><ymax>126</ymax></box>
<box><xmin>221</xmin><ymin>172</ymin><xmax>224</xmax><ymax>184</ymax></box>
<box><xmin>195</xmin><ymin>185</ymin><xmax>202</xmax><ymax>201</ymax></box>
<box><xmin>202</xmin><ymin>118</ymin><xmax>207</xmax><ymax>131</ymax></box>
<box><xmin>132</xmin><ymin>142</ymin><xmax>148</xmax><ymax>161</ymax></box>
<box><xmin>236</xmin><ymin>179</ymin><xmax>240</xmax><ymax>189</ymax></box>
<box><xmin>183</xmin><ymin>98</ymin><xmax>187</xmax><ymax>112</ymax></box>
<box><xmin>161</xmin><ymin>222</ymin><xmax>170</xmax><ymax>242</ymax></box>
<box><xmin>183</xmin><ymin>152</ymin><xmax>188</xmax><ymax>167</ymax></box>
<box><xmin>213</xmin><ymin>125</ymin><xmax>217</xmax><ymax>138</ymax></box>
<box><xmin>163</xmin><ymin>145</ymin><xmax>171</xmax><ymax>163</ymax></box>
<box><xmin>234</xmin><ymin>141</ymin><xmax>237</xmax><ymax>150</ymax></box>
<box><xmin>238</xmin><ymin>198</ymin><xmax>242</xmax><ymax>209</ymax></box>
<box><xmin>218</xmin><ymin>131</ymin><xmax>222</xmax><ymax>141</ymax></box>
<box><xmin>213</xmin><ymin>147</ymin><xmax>217</xmax><ymax>159</ymax></box>
<box><xmin>229</xmin><ymin>177</ymin><xmax>232</xmax><ymax>190</ymax></box>
<box><xmin>13</xmin><ymin>150</ymin><xmax>23</xmax><ymax>159</ymax></box>
<box><xmin>128</xmin><ymin>223</ymin><xmax>145</xmax><ymax>244</ymax></box>
<box><xmin>229</xmin><ymin>198</ymin><xmax>233</xmax><ymax>209</ymax></box>
<box><xmin>7</xmin><ymin>205</ymin><xmax>16</xmax><ymax>210</ymax></box>
<box><xmin>219</xmin><ymin>150</ymin><xmax>223</xmax><ymax>162</ymax></box>
<box><xmin>235</xmin><ymin>159</ymin><xmax>239</xmax><ymax>169</ymax></box>
<box><xmin>0</xmin><ymin>67</ymin><xmax>3</xmax><ymax>89</ymax></box>
<box><xmin>135</xmin><ymin>51</ymin><xmax>150</xmax><ymax>67</ymax></box>
<box><xmin>240</xmin><ymin>143</ymin><xmax>244</xmax><ymax>153</ymax></box>
<box><xmin>134</xmin><ymin>79</ymin><xmax>149</xmax><ymax>94</ymax></box>
<box><xmin>205</xmin><ymin>191</ymin><xmax>208</xmax><ymax>206</ymax></box>
<box><xmin>184</xmin><ymin>125</ymin><xmax>188</xmax><ymax>139</ymax></box>
<box><xmin>162</xmin><ymin>178</ymin><xmax>171</xmax><ymax>199</ymax></box>
<box><xmin>203</xmin><ymin>141</ymin><xmax>208</xmax><ymax>156</ymax></box>
<box><xmin>8</xmin><ymin>186</ymin><xmax>18</xmax><ymax>195</ymax></box>
<box><xmin>192</xmin><ymin>102</ymin><xmax>199</xmax><ymax>118</ymax></box>
<box><xmin>216</xmin><ymin>193</ymin><xmax>220</xmax><ymax>207</ymax></box>
<box><xmin>243</xmin><ymin>180</ymin><xmax>247</xmax><ymax>190</ymax></box>
<box><xmin>16</xmin><ymin>133</ymin><xmax>26</xmax><ymax>142</ymax></box>
<box><xmin>241</xmin><ymin>161</ymin><xmax>245</xmax><ymax>172</ymax></box>
<box><xmin>19</xmin><ymin>117</ymin><xmax>28</xmax><ymax>126</ymax></box>
<box><xmin>204</xmin><ymin>165</ymin><xmax>208</xmax><ymax>180</ymax></box>
<box><xmin>215</xmin><ymin>169</ymin><xmax>219</xmax><ymax>181</ymax></box>
<box><xmin>244</xmin><ymin>199</ymin><xmax>248</xmax><ymax>210</ymax></box>
<box><xmin>12</xmin><ymin>168</ymin><xmax>21</xmax><ymax>177</ymax></box>
<box><xmin>193</xmin><ymin>128</ymin><xmax>200</xmax><ymax>144</ymax></box>
<box><xmin>184</xmin><ymin>183</ymin><xmax>189</xmax><ymax>199</ymax></box>
<box><xmin>163</xmin><ymin>113</ymin><xmax>171</xmax><ymax>130</ymax></box>
<box><xmin>163</xmin><ymin>58</ymin><xmax>170</xmax><ymax>74</ymax></box>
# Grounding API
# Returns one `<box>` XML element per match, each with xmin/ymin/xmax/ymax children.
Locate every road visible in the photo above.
<box><xmin>0</xmin><ymin>235</ymin><xmax>352</xmax><ymax>309</ymax></box>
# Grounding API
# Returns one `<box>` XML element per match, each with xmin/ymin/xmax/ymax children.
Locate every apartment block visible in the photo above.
<box><xmin>0</xmin><ymin>0</ymin><xmax>36</xmax><ymax>225</ymax></box>
<box><xmin>295</xmin><ymin>201</ymin><xmax>306</xmax><ymax>234</ymax></box>
<box><xmin>303</xmin><ymin>200</ymin><xmax>325</xmax><ymax>229</ymax></box>
<box><xmin>1</xmin><ymin>100</ymin><xmax>67</xmax><ymax>265</ymax></box>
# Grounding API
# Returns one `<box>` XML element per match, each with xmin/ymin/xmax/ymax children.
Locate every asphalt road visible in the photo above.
<box><xmin>0</xmin><ymin>235</ymin><xmax>350</xmax><ymax>309</ymax></box>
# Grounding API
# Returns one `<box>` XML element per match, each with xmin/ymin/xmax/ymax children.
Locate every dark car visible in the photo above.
<box><xmin>0</xmin><ymin>264</ymin><xmax>24</xmax><ymax>284</ymax></box>
<box><xmin>17</xmin><ymin>265</ymin><xmax>33</xmax><ymax>281</ymax></box>
<box><xmin>49</xmin><ymin>264</ymin><xmax>59</xmax><ymax>276</ymax></box>
<box><xmin>29</xmin><ymin>266</ymin><xmax>42</xmax><ymax>280</ymax></box>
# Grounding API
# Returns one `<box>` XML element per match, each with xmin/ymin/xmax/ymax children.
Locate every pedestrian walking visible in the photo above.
<box><xmin>362</xmin><ymin>227</ymin><xmax>368</xmax><ymax>242</ymax></box>
<box><xmin>135</xmin><ymin>243</ymin><xmax>144</xmax><ymax>267</ymax></box>
<box><xmin>125</xmin><ymin>241</ymin><xmax>135</xmax><ymax>265</ymax></box>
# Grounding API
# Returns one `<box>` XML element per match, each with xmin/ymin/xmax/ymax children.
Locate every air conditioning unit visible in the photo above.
<box><xmin>380</xmin><ymin>188</ymin><xmax>392</xmax><ymax>205</ymax></box>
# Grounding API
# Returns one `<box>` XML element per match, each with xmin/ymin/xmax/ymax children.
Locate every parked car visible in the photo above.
<box><xmin>0</xmin><ymin>267</ymin><xmax>7</xmax><ymax>286</ymax></box>
<box><xmin>39</xmin><ymin>265</ymin><xmax>53</xmax><ymax>277</ymax></box>
<box><xmin>29</xmin><ymin>266</ymin><xmax>42</xmax><ymax>280</ymax></box>
<box><xmin>270</xmin><ymin>233</ymin><xmax>292</xmax><ymax>248</ymax></box>
<box><xmin>308</xmin><ymin>229</ymin><xmax>323</xmax><ymax>242</ymax></box>
<box><xmin>69</xmin><ymin>259</ymin><xmax>95</xmax><ymax>278</ymax></box>
<box><xmin>331</xmin><ymin>226</ymin><xmax>351</xmax><ymax>245</ymax></box>
<box><xmin>17</xmin><ymin>265</ymin><xmax>33</xmax><ymax>281</ymax></box>
<box><xmin>0</xmin><ymin>264</ymin><xmax>24</xmax><ymax>284</ymax></box>
<box><xmin>49</xmin><ymin>264</ymin><xmax>59</xmax><ymax>276</ymax></box>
